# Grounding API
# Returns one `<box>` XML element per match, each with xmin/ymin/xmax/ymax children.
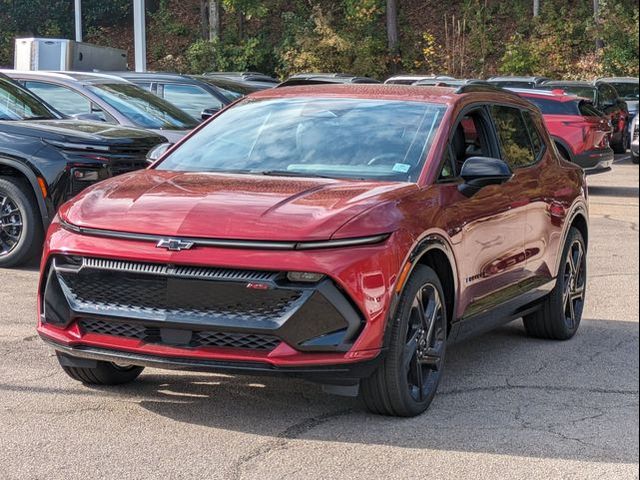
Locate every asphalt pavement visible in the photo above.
<box><xmin>1</xmin><ymin>155</ymin><xmax>638</xmax><ymax>480</ymax></box>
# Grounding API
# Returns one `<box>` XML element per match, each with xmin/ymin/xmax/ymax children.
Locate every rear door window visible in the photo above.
<box><xmin>491</xmin><ymin>105</ymin><xmax>536</xmax><ymax>169</ymax></box>
<box><xmin>521</xmin><ymin>111</ymin><xmax>545</xmax><ymax>160</ymax></box>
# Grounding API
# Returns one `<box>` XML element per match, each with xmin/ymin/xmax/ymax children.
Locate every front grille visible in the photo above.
<box><xmin>57</xmin><ymin>258</ymin><xmax>302</xmax><ymax>323</ymax></box>
<box><xmin>109</xmin><ymin>159</ymin><xmax>148</xmax><ymax>176</ymax></box>
<box><xmin>80</xmin><ymin>319</ymin><xmax>280</xmax><ymax>350</ymax></box>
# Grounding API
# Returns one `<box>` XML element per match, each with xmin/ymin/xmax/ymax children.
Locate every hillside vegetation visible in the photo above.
<box><xmin>1</xmin><ymin>0</ymin><xmax>638</xmax><ymax>79</ymax></box>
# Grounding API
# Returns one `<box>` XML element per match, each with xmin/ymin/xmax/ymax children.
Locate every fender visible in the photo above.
<box><xmin>381</xmin><ymin>231</ymin><xmax>461</xmax><ymax>349</ymax></box>
<box><xmin>551</xmin><ymin>136</ymin><xmax>575</xmax><ymax>162</ymax></box>
<box><xmin>554</xmin><ymin>197</ymin><xmax>589</xmax><ymax>275</ymax></box>
<box><xmin>0</xmin><ymin>156</ymin><xmax>50</xmax><ymax>228</ymax></box>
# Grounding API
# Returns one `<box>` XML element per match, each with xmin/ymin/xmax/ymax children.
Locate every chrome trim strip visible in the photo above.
<box><xmin>60</xmin><ymin>220</ymin><xmax>390</xmax><ymax>250</ymax></box>
<box><xmin>55</xmin><ymin>256</ymin><xmax>278</xmax><ymax>283</ymax></box>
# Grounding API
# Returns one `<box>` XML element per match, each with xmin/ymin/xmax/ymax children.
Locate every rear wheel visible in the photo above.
<box><xmin>612</xmin><ymin>130</ymin><xmax>629</xmax><ymax>154</ymax></box>
<box><xmin>0</xmin><ymin>177</ymin><xmax>42</xmax><ymax>268</ymax></box>
<box><xmin>57</xmin><ymin>353</ymin><xmax>144</xmax><ymax>385</ymax></box>
<box><xmin>523</xmin><ymin>227</ymin><xmax>587</xmax><ymax>340</ymax></box>
<box><xmin>360</xmin><ymin>265</ymin><xmax>447</xmax><ymax>417</ymax></box>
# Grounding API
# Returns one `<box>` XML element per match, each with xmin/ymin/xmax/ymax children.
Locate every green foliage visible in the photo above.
<box><xmin>500</xmin><ymin>0</ymin><xmax>638</xmax><ymax>79</ymax></box>
<box><xmin>1</xmin><ymin>0</ymin><xmax>638</xmax><ymax>80</ymax></box>
<box><xmin>186</xmin><ymin>37</ymin><xmax>269</xmax><ymax>73</ymax></box>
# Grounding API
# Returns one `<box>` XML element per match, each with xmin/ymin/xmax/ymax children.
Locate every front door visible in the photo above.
<box><xmin>442</xmin><ymin>106</ymin><xmax>530</xmax><ymax>324</ymax></box>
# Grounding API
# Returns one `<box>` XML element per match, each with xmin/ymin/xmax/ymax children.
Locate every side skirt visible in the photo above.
<box><xmin>451</xmin><ymin>278</ymin><xmax>556</xmax><ymax>343</ymax></box>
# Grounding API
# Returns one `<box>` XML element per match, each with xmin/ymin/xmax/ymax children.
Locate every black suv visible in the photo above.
<box><xmin>0</xmin><ymin>74</ymin><xmax>166</xmax><ymax>267</ymax></box>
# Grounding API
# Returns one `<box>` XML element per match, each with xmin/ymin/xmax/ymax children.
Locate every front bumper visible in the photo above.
<box><xmin>38</xmin><ymin>224</ymin><xmax>403</xmax><ymax>374</ymax></box>
<box><xmin>43</xmin><ymin>337</ymin><xmax>382</xmax><ymax>383</ymax></box>
<box><xmin>574</xmin><ymin>147</ymin><xmax>615</xmax><ymax>172</ymax></box>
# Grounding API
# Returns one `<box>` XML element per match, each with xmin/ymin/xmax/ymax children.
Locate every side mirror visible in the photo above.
<box><xmin>71</xmin><ymin>112</ymin><xmax>105</xmax><ymax>122</ymax></box>
<box><xmin>146</xmin><ymin>142</ymin><xmax>173</xmax><ymax>163</ymax></box>
<box><xmin>201</xmin><ymin>106</ymin><xmax>222</xmax><ymax>121</ymax></box>
<box><xmin>459</xmin><ymin>157</ymin><xmax>513</xmax><ymax>197</ymax></box>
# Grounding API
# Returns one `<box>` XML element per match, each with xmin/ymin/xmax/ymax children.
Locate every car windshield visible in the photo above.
<box><xmin>87</xmin><ymin>83</ymin><xmax>199</xmax><ymax>130</ymax></box>
<box><xmin>0</xmin><ymin>78</ymin><xmax>57</xmax><ymax>121</ymax></box>
<box><xmin>550</xmin><ymin>85</ymin><xmax>597</xmax><ymax>103</ymax></box>
<box><xmin>610</xmin><ymin>82</ymin><xmax>639</xmax><ymax>101</ymax></box>
<box><xmin>157</xmin><ymin>97</ymin><xmax>446</xmax><ymax>182</ymax></box>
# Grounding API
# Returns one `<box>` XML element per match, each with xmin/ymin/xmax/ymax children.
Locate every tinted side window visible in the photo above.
<box><xmin>599</xmin><ymin>85</ymin><xmax>617</xmax><ymax>106</ymax></box>
<box><xmin>522</xmin><ymin>111</ymin><xmax>544</xmax><ymax>159</ymax></box>
<box><xmin>491</xmin><ymin>106</ymin><xmax>535</xmax><ymax>169</ymax></box>
<box><xmin>163</xmin><ymin>84</ymin><xmax>222</xmax><ymax>118</ymax></box>
<box><xmin>24</xmin><ymin>81</ymin><xmax>110</xmax><ymax>121</ymax></box>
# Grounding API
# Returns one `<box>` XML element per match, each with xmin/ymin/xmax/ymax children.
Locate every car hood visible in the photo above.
<box><xmin>150</xmin><ymin>129</ymin><xmax>190</xmax><ymax>143</ymax></box>
<box><xmin>60</xmin><ymin>170</ymin><xmax>417</xmax><ymax>241</ymax></box>
<box><xmin>0</xmin><ymin>119</ymin><xmax>166</xmax><ymax>147</ymax></box>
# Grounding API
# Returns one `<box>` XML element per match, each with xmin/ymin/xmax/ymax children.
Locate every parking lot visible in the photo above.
<box><xmin>0</xmin><ymin>155</ymin><xmax>637</xmax><ymax>480</ymax></box>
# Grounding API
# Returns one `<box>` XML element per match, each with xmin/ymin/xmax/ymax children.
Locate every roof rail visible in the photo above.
<box><xmin>455</xmin><ymin>84</ymin><xmax>508</xmax><ymax>94</ymax></box>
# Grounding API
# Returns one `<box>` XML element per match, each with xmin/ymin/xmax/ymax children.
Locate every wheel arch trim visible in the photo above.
<box><xmin>0</xmin><ymin>156</ymin><xmax>50</xmax><ymax>228</ymax></box>
<box><xmin>555</xmin><ymin>200</ymin><xmax>589</xmax><ymax>274</ymax></box>
<box><xmin>382</xmin><ymin>232</ymin><xmax>460</xmax><ymax>349</ymax></box>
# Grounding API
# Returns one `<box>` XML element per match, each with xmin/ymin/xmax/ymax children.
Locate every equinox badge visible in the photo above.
<box><xmin>156</xmin><ymin>238</ymin><xmax>195</xmax><ymax>251</ymax></box>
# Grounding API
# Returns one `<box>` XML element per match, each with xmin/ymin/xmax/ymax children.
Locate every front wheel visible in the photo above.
<box><xmin>523</xmin><ymin>227</ymin><xmax>587</xmax><ymax>340</ymax></box>
<box><xmin>360</xmin><ymin>265</ymin><xmax>447</xmax><ymax>417</ymax></box>
<box><xmin>0</xmin><ymin>177</ymin><xmax>43</xmax><ymax>268</ymax></box>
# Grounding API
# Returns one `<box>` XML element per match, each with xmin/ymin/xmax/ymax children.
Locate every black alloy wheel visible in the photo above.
<box><xmin>562</xmin><ymin>238</ymin><xmax>586</xmax><ymax>331</ymax></box>
<box><xmin>405</xmin><ymin>283</ymin><xmax>446</xmax><ymax>403</ymax></box>
<box><xmin>0</xmin><ymin>193</ymin><xmax>22</xmax><ymax>257</ymax></box>
<box><xmin>361</xmin><ymin>265</ymin><xmax>447</xmax><ymax>417</ymax></box>
<box><xmin>0</xmin><ymin>177</ymin><xmax>42</xmax><ymax>268</ymax></box>
<box><xmin>523</xmin><ymin>227</ymin><xmax>587</xmax><ymax>340</ymax></box>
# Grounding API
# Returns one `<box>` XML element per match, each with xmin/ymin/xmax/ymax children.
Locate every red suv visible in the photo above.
<box><xmin>38</xmin><ymin>85</ymin><xmax>589</xmax><ymax>417</ymax></box>
<box><xmin>511</xmin><ymin>88</ymin><xmax>614</xmax><ymax>172</ymax></box>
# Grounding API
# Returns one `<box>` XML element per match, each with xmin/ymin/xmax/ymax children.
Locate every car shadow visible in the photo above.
<box><xmin>588</xmin><ymin>185</ymin><xmax>640</xmax><ymax>198</ymax></box>
<box><xmin>67</xmin><ymin>317</ymin><xmax>638</xmax><ymax>464</ymax></box>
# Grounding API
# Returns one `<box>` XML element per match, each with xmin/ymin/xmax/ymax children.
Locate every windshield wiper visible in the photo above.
<box><xmin>254</xmin><ymin>170</ymin><xmax>336</xmax><ymax>179</ymax></box>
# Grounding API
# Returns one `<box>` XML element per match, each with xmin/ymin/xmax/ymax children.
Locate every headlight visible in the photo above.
<box><xmin>287</xmin><ymin>272</ymin><xmax>325</xmax><ymax>283</ymax></box>
<box><xmin>146</xmin><ymin>142</ymin><xmax>173</xmax><ymax>163</ymax></box>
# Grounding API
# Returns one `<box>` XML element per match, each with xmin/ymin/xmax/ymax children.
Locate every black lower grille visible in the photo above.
<box><xmin>80</xmin><ymin>319</ymin><xmax>280</xmax><ymax>351</ymax></box>
<box><xmin>59</xmin><ymin>264</ymin><xmax>302</xmax><ymax>322</ymax></box>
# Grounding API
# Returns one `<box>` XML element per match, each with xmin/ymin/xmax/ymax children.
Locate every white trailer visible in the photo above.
<box><xmin>14</xmin><ymin>38</ymin><xmax>127</xmax><ymax>72</ymax></box>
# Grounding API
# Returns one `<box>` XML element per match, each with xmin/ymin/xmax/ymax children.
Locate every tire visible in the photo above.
<box><xmin>360</xmin><ymin>265</ymin><xmax>447</xmax><ymax>417</ymax></box>
<box><xmin>0</xmin><ymin>176</ymin><xmax>43</xmax><ymax>268</ymax></box>
<box><xmin>633</xmin><ymin>154</ymin><xmax>639</xmax><ymax>165</ymax></box>
<box><xmin>57</xmin><ymin>353</ymin><xmax>144</xmax><ymax>385</ymax></box>
<box><xmin>523</xmin><ymin>227</ymin><xmax>587</xmax><ymax>340</ymax></box>
<box><xmin>611</xmin><ymin>130</ymin><xmax>629</xmax><ymax>154</ymax></box>
<box><xmin>554</xmin><ymin>142</ymin><xmax>572</xmax><ymax>162</ymax></box>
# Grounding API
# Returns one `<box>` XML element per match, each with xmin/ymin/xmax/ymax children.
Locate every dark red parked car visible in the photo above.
<box><xmin>511</xmin><ymin>88</ymin><xmax>614</xmax><ymax>172</ymax></box>
<box><xmin>38</xmin><ymin>84</ymin><xmax>589</xmax><ymax>417</ymax></box>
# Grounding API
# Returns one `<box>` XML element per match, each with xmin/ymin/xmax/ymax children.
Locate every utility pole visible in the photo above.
<box><xmin>594</xmin><ymin>0</ymin><xmax>604</xmax><ymax>50</ymax></box>
<box><xmin>74</xmin><ymin>0</ymin><xmax>82</xmax><ymax>42</ymax></box>
<box><xmin>209</xmin><ymin>0</ymin><xmax>221</xmax><ymax>41</ymax></box>
<box><xmin>533</xmin><ymin>0</ymin><xmax>540</xmax><ymax>17</ymax></box>
<box><xmin>133</xmin><ymin>0</ymin><xmax>147</xmax><ymax>71</ymax></box>
<box><xmin>387</xmin><ymin>0</ymin><xmax>399</xmax><ymax>71</ymax></box>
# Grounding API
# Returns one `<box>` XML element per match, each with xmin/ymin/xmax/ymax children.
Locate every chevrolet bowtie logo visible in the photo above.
<box><xmin>156</xmin><ymin>238</ymin><xmax>195</xmax><ymax>251</ymax></box>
